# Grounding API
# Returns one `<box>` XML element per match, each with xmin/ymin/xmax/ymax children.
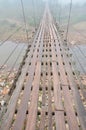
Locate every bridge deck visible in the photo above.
<box><xmin>0</xmin><ymin>6</ymin><xmax>86</xmax><ymax>130</ymax></box>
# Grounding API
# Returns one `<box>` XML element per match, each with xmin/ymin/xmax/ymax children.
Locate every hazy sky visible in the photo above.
<box><xmin>44</xmin><ymin>0</ymin><xmax>86</xmax><ymax>4</ymax></box>
<box><xmin>0</xmin><ymin>0</ymin><xmax>86</xmax><ymax>5</ymax></box>
<box><xmin>61</xmin><ymin>0</ymin><xmax>86</xmax><ymax>4</ymax></box>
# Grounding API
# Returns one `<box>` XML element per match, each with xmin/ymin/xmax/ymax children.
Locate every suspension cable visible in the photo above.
<box><xmin>0</xmin><ymin>0</ymin><xmax>29</xmax><ymax>47</ymax></box>
<box><xmin>5</xmin><ymin>44</ymin><xmax>26</xmax><ymax>82</ymax></box>
<box><xmin>0</xmin><ymin>0</ymin><xmax>29</xmax><ymax>71</ymax></box>
<box><xmin>20</xmin><ymin>0</ymin><xmax>29</xmax><ymax>42</ymax></box>
<box><xmin>0</xmin><ymin>44</ymin><xmax>19</xmax><ymax>70</ymax></box>
<box><xmin>53</xmin><ymin>0</ymin><xmax>58</xmax><ymax>22</ymax></box>
<box><xmin>7</xmin><ymin>45</ymin><xmax>26</xmax><ymax>78</ymax></box>
<box><xmin>0</xmin><ymin>27</ymin><xmax>22</xmax><ymax>47</ymax></box>
<box><xmin>76</xmin><ymin>45</ymin><xmax>86</xmax><ymax>58</ymax></box>
<box><xmin>32</xmin><ymin>0</ymin><xmax>36</xmax><ymax>28</ymax></box>
<box><xmin>71</xmin><ymin>47</ymin><xmax>86</xmax><ymax>74</ymax></box>
<box><xmin>56</xmin><ymin>0</ymin><xmax>59</xmax><ymax>22</ymax></box>
<box><xmin>64</xmin><ymin>32</ymin><xmax>86</xmax><ymax>74</ymax></box>
<box><xmin>34</xmin><ymin>0</ymin><xmax>38</xmax><ymax>28</ymax></box>
<box><xmin>67</xmin><ymin>36</ymin><xmax>86</xmax><ymax>74</ymax></box>
<box><xmin>59</xmin><ymin>4</ymin><xmax>62</xmax><ymax>26</ymax></box>
<box><xmin>68</xmin><ymin>33</ymin><xmax>86</xmax><ymax>58</ymax></box>
<box><xmin>65</xmin><ymin>0</ymin><xmax>72</xmax><ymax>42</ymax></box>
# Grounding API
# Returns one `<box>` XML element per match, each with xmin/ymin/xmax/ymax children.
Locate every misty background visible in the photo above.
<box><xmin>0</xmin><ymin>0</ymin><xmax>86</xmax><ymax>43</ymax></box>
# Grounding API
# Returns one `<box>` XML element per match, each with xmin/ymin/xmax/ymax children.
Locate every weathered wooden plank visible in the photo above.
<box><xmin>0</xmin><ymin>6</ymin><xmax>85</xmax><ymax>130</ymax></box>
<box><xmin>50</xmin><ymin>25</ymin><xmax>66</xmax><ymax>130</ymax></box>
<box><xmin>39</xmin><ymin>73</ymin><xmax>46</xmax><ymax>130</ymax></box>
<box><xmin>50</xmin><ymin>23</ymin><xmax>79</xmax><ymax>130</ymax></box>
<box><xmin>53</xmin><ymin>23</ymin><xmax>86</xmax><ymax>130</ymax></box>
<box><xmin>0</xmin><ymin>17</ymin><xmax>44</xmax><ymax>130</ymax></box>
<box><xmin>25</xmin><ymin>62</ymin><xmax>41</xmax><ymax>130</ymax></box>
<box><xmin>47</xmin><ymin>63</ymin><xmax>52</xmax><ymax>130</ymax></box>
<box><xmin>12</xmin><ymin>21</ymin><xmax>44</xmax><ymax>130</ymax></box>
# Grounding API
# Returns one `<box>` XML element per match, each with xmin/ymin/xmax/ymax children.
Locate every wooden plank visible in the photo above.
<box><xmin>1</xmin><ymin>6</ymin><xmax>85</xmax><ymax>130</ymax></box>
<box><xmin>47</xmin><ymin>63</ymin><xmax>52</xmax><ymax>130</ymax></box>
<box><xmin>50</xmin><ymin>23</ymin><xmax>79</xmax><ymax>130</ymax></box>
<box><xmin>50</xmin><ymin>26</ymin><xmax>66</xmax><ymax>130</ymax></box>
<box><xmin>52</xmin><ymin>63</ymin><xmax>66</xmax><ymax>130</ymax></box>
<box><xmin>25</xmin><ymin>62</ymin><xmax>41</xmax><ymax>130</ymax></box>
<box><xmin>25</xmin><ymin>14</ymin><xmax>45</xmax><ymax>130</ymax></box>
<box><xmin>53</xmin><ymin>23</ymin><xmax>86</xmax><ymax>130</ymax></box>
<box><xmin>12</xmin><ymin>58</ymin><xmax>37</xmax><ymax>130</ymax></box>
<box><xmin>12</xmin><ymin>23</ymin><xmax>44</xmax><ymax>130</ymax></box>
<box><xmin>63</xmin><ymin>55</ymin><xmax>86</xmax><ymax>130</ymax></box>
<box><xmin>55</xmin><ymin>111</ymin><xmax>66</xmax><ymax>130</ymax></box>
<box><xmin>39</xmin><ymin>27</ymin><xmax>49</xmax><ymax>129</ymax></box>
<box><xmin>39</xmin><ymin>73</ymin><xmax>46</xmax><ymax>130</ymax></box>
<box><xmin>0</xmin><ymin>58</ymin><xmax>32</xmax><ymax>130</ymax></box>
<box><xmin>0</xmin><ymin>17</ymin><xmax>44</xmax><ymax>130</ymax></box>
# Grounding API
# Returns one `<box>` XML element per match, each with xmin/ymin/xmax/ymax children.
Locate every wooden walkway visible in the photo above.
<box><xmin>0</xmin><ymin>6</ymin><xmax>86</xmax><ymax>130</ymax></box>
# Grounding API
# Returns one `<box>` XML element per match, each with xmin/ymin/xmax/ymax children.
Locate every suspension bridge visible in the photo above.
<box><xmin>0</xmin><ymin>2</ymin><xmax>86</xmax><ymax>130</ymax></box>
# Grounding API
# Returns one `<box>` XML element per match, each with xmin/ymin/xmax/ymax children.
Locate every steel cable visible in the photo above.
<box><xmin>65</xmin><ymin>0</ymin><xmax>72</xmax><ymax>42</ymax></box>
<box><xmin>20</xmin><ymin>0</ymin><xmax>29</xmax><ymax>42</ymax></box>
<box><xmin>0</xmin><ymin>44</ymin><xmax>19</xmax><ymax>70</ymax></box>
<box><xmin>0</xmin><ymin>27</ymin><xmax>22</xmax><ymax>47</ymax></box>
<box><xmin>5</xmin><ymin>44</ymin><xmax>26</xmax><ymax>83</ymax></box>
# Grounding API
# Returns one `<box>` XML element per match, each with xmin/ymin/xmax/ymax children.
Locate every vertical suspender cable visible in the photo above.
<box><xmin>65</xmin><ymin>0</ymin><xmax>72</xmax><ymax>42</ymax></box>
<box><xmin>38</xmin><ymin>0</ymin><xmax>44</xmax><ymax>25</ymax></box>
<box><xmin>20</xmin><ymin>0</ymin><xmax>29</xmax><ymax>42</ymax></box>
<box><xmin>32</xmin><ymin>0</ymin><xmax>37</xmax><ymax>28</ymax></box>
<box><xmin>54</xmin><ymin>0</ymin><xmax>58</xmax><ymax>22</ymax></box>
<box><xmin>56</xmin><ymin>0</ymin><xmax>58</xmax><ymax>22</ymax></box>
<box><xmin>54</xmin><ymin>0</ymin><xmax>56</xmax><ymax>21</ymax></box>
<box><xmin>35</xmin><ymin>0</ymin><xmax>39</xmax><ymax>27</ymax></box>
<box><xmin>39</xmin><ymin>0</ymin><xmax>42</xmax><ymax>23</ymax></box>
<box><xmin>58</xmin><ymin>0</ymin><xmax>62</xmax><ymax>27</ymax></box>
<box><xmin>59</xmin><ymin>5</ymin><xmax>62</xmax><ymax>25</ymax></box>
